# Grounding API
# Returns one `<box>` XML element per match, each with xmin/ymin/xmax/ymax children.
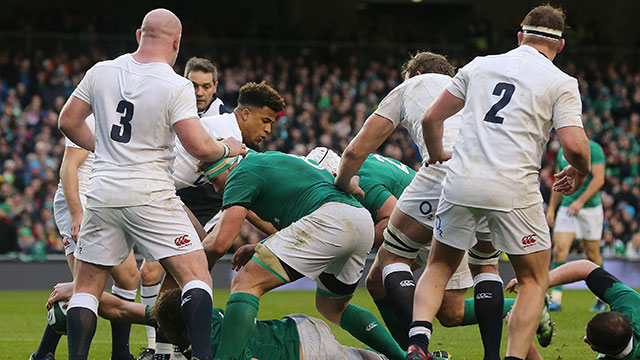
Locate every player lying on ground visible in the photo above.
<box><xmin>46</xmin><ymin>284</ymin><xmax>393</xmax><ymax>360</ymax></box>
<box><xmin>200</xmin><ymin>151</ymin><xmax>406</xmax><ymax>360</ymax></box>
<box><xmin>507</xmin><ymin>260</ymin><xmax>640</xmax><ymax>360</ymax></box>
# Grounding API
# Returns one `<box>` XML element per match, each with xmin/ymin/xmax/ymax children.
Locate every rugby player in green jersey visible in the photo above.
<box><xmin>200</xmin><ymin>151</ymin><xmax>406</xmax><ymax>360</ymax></box>
<box><xmin>546</xmin><ymin>140</ymin><xmax>606</xmax><ymax>312</ymax></box>
<box><xmin>508</xmin><ymin>260</ymin><xmax>640</xmax><ymax>360</ymax></box>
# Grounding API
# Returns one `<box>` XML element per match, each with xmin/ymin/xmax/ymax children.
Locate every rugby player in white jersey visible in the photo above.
<box><xmin>58</xmin><ymin>9</ymin><xmax>245</xmax><ymax>360</ymax></box>
<box><xmin>334</xmin><ymin>52</ymin><xmax>519</xmax><ymax>357</ymax></box>
<box><xmin>407</xmin><ymin>5</ymin><xmax>590</xmax><ymax>360</ymax></box>
<box><xmin>31</xmin><ymin>114</ymin><xmax>140</xmax><ymax>360</ymax></box>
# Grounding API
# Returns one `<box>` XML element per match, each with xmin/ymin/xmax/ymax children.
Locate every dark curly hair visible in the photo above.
<box><xmin>401</xmin><ymin>51</ymin><xmax>455</xmax><ymax>79</ymax></box>
<box><xmin>237</xmin><ymin>81</ymin><xmax>286</xmax><ymax>113</ymax></box>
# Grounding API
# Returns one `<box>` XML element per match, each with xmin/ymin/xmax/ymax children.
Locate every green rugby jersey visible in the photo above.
<box><xmin>210</xmin><ymin>308</ymin><xmax>301</xmax><ymax>360</ymax></box>
<box><xmin>557</xmin><ymin>140</ymin><xmax>605</xmax><ymax>208</ymax></box>
<box><xmin>222</xmin><ymin>151</ymin><xmax>362</xmax><ymax>229</ymax></box>
<box><xmin>357</xmin><ymin>154</ymin><xmax>416</xmax><ymax>220</ymax></box>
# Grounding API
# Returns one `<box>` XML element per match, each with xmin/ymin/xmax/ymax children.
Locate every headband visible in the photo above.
<box><xmin>522</xmin><ymin>25</ymin><xmax>563</xmax><ymax>40</ymax></box>
<box><xmin>204</xmin><ymin>156</ymin><xmax>240</xmax><ymax>180</ymax></box>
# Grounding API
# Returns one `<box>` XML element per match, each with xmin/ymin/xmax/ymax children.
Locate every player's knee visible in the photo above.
<box><xmin>113</xmin><ymin>265</ymin><xmax>140</xmax><ymax>290</ymax></box>
<box><xmin>140</xmin><ymin>262</ymin><xmax>164</xmax><ymax>284</ymax></box>
<box><xmin>436</xmin><ymin>307</ymin><xmax>462</xmax><ymax>327</ymax></box>
<box><xmin>365</xmin><ymin>267</ymin><xmax>385</xmax><ymax>299</ymax></box>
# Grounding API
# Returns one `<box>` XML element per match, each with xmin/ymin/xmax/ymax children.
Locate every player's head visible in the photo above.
<box><xmin>235</xmin><ymin>82</ymin><xmax>286</xmax><ymax>147</ymax></box>
<box><xmin>518</xmin><ymin>5</ymin><xmax>566</xmax><ymax>55</ymax></box>
<box><xmin>199</xmin><ymin>154</ymin><xmax>244</xmax><ymax>193</ymax></box>
<box><xmin>137</xmin><ymin>9</ymin><xmax>183</xmax><ymax>66</ymax></box>
<box><xmin>305</xmin><ymin>147</ymin><xmax>341</xmax><ymax>176</ymax></box>
<box><xmin>151</xmin><ymin>289</ymin><xmax>190</xmax><ymax>350</ymax></box>
<box><xmin>401</xmin><ymin>51</ymin><xmax>455</xmax><ymax>80</ymax></box>
<box><xmin>184</xmin><ymin>57</ymin><xmax>218</xmax><ymax>112</ymax></box>
<box><xmin>584</xmin><ymin>311</ymin><xmax>633</xmax><ymax>356</ymax></box>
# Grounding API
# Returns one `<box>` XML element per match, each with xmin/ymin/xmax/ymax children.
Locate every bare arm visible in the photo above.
<box><xmin>246</xmin><ymin>210</ymin><xmax>277</xmax><ymax>235</ymax></box>
<box><xmin>174</xmin><ymin>118</ymin><xmax>246</xmax><ymax>161</ymax></box>
<box><xmin>507</xmin><ymin>260</ymin><xmax>599</xmax><ymax>292</ymax></box>
<box><xmin>335</xmin><ymin>114</ymin><xmax>395</xmax><ymax>193</ymax></box>
<box><xmin>546</xmin><ymin>188</ymin><xmax>563</xmax><ymax>227</ymax></box>
<box><xmin>422</xmin><ymin>90</ymin><xmax>464</xmax><ymax>164</ymax></box>
<box><xmin>202</xmin><ymin>206</ymin><xmax>248</xmax><ymax>266</ymax></box>
<box><xmin>58</xmin><ymin>97</ymin><xmax>94</xmax><ymax>151</ymax></box>
<box><xmin>574</xmin><ymin>163</ymin><xmax>605</xmax><ymax>205</ymax></box>
<box><xmin>556</xmin><ymin>126</ymin><xmax>590</xmax><ymax>175</ymax></box>
<box><xmin>373</xmin><ymin>196</ymin><xmax>397</xmax><ymax>248</ymax></box>
<box><xmin>60</xmin><ymin>147</ymin><xmax>90</xmax><ymax>242</ymax></box>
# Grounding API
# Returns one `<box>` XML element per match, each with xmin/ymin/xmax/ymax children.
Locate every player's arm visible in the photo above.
<box><xmin>553</xmin><ymin>127</ymin><xmax>591</xmax><ymax>195</ymax></box>
<box><xmin>246</xmin><ymin>210</ymin><xmax>277</xmax><ymax>235</ymax></box>
<box><xmin>58</xmin><ymin>97</ymin><xmax>95</xmax><ymax>151</ymax></box>
<box><xmin>546</xmin><ymin>188</ymin><xmax>562</xmax><ymax>227</ymax></box>
<box><xmin>507</xmin><ymin>259</ymin><xmax>599</xmax><ymax>291</ymax></box>
<box><xmin>566</xmin><ymin>163</ymin><xmax>605</xmax><ymax>216</ymax></box>
<box><xmin>174</xmin><ymin>119</ymin><xmax>245</xmax><ymax>161</ymax></box>
<box><xmin>373</xmin><ymin>196</ymin><xmax>396</xmax><ymax>248</ymax></box>
<box><xmin>60</xmin><ymin>146</ymin><xmax>90</xmax><ymax>242</ymax></box>
<box><xmin>202</xmin><ymin>205</ymin><xmax>248</xmax><ymax>266</ymax></box>
<box><xmin>335</xmin><ymin>114</ymin><xmax>395</xmax><ymax>194</ymax></box>
<box><xmin>422</xmin><ymin>90</ymin><xmax>464</xmax><ymax>164</ymax></box>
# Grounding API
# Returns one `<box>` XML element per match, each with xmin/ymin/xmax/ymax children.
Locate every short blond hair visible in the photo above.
<box><xmin>401</xmin><ymin>51</ymin><xmax>454</xmax><ymax>79</ymax></box>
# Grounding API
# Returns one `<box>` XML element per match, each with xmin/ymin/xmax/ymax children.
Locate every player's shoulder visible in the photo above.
<box><xmin>405</xmin><ymin>73</ymin><xmax>451</xmax><ymax>90</ymax></box>
<box><xmin>200</xmin><ymin>113</ymin><xmax>241</xmax><ymax>139</ymax></box>
<box><xmin>100</xmin><ymin>54</ymin><xmax>191</xmax><ymax>88</ymax></box>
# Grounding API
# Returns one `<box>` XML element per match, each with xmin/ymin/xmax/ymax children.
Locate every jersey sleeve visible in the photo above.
<box><xmin>222</xmin><ymin>168</ymin><xmax>265</xmax><ymax>209</ymax></box>
<box><xmin>552</xmin><ymin>78</ymin><xmax>583</xmax><ymax>130</ymax></box>
<box><xmin>168</xmin><ymin>83</ymin><xmax>199</xmax><ymax>126</ymax></box>
<box><xmin>591</xmin><ymin>142</ymin><xmax>606</xmax><ymax>165</ymax></box>
<box><xmin>447</xmin><ymin>59</ymin><xmax>474</xmax><ymax>101</ymax></box>
<box><xmin>360</xmin><ymin>183</ymin><xmax>392</xmax><ymax>221</ymax></box>
<box><xmin>586</xmin><ymin>268</ymin><xmax>640</xmax><ymax>312</ymax></box>
<box><xmin>71</xmin><ymin>67</ymin><xmax>96</xmax><ymax>105</ymax></box>
<box><xmin>374</xmin><ymin>84</ymin><xmax>404</xmax><ymax>127</ymax></box>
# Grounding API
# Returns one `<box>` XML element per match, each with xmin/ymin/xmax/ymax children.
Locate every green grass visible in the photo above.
<box><xmin>2</xmin><ymin>288</ymin><xmax>599</xmax><ymax>359</ymax></box>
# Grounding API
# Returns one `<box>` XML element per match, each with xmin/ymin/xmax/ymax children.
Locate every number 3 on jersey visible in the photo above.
<box><xmin>110</xmin><ymin>100</ymin><xmax>134</xmax><ymax>143</ymax></box>
<box><xmin>484</xmin><ymin>82</ymin><xmax>515</xmax><ymax>124</ymax></box>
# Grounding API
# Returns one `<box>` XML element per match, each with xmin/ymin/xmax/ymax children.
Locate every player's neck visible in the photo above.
<box><xmin>522</xmin><ymin>43</ymin><xmax>556</xmax><ymax>61</ymax></box>
<box><xmin>131</xmin><ymin>46</ymin><xmax>172</xmax><ymax>65</ymax></box>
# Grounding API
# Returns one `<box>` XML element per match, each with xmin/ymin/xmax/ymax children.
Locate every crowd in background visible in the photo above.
<box><xmin>0</xmin><ymin>45</ymin><xmax>639</xmax><ymax>261</ymax></box>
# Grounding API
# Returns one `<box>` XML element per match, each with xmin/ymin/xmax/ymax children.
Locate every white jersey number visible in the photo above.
<box><xmin>483</xmin><ymin>82</ymin><xmax>515</xmax><ymax>124</ymax></box>
<box><xmin>110</xmin><ymin>100</ymin><xmax>134</xmax><ymax>143</ymax></box>
<box><xmin>372</xmin><ymin>154</ymin><xmax>410</xmax><ymax>174</ymax></box>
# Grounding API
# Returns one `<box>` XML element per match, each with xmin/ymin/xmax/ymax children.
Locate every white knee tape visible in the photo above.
<box><xmin>468</xmin><ymin>248</ymin><xmax>501</xmax><ymax>265</ymax></box>
<box><xmin>68</xmin><ymin>293</ymin><xmax>99</xmax><ymax>316</ymax></box>
<box><xmin>112</xmin><ymin>285</ymin><xmax>137</xmax><ymax>301</ymax></box>
<box><xmin>381</xmin><ymin>222</ymin><xmax>424</xmax><ymax>259</ymax></box>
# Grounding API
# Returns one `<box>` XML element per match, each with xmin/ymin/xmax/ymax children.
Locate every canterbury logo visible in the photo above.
<box><xmin>366</xmin><ymin>322</ymin><xmax>378</xmax><ymax>331</ymax></box>
<box><xmin>476</xmin><ymin>293</ymin><xmax>492</xmax><ymax>300</ymax></box>
<box><xmin>181</xmin><ymin>295</ymin><xmax>192</xmax><ymax>306</ymax></box>
<box><xmin>63</xmin><ymin>238</ymin><xmax>71</xmax><ymax>249</ymax></box>
<box><xmin>521</xmin><ymin>234</ymin><xmax>536</xmax><ymax>248</ymax></box>
<box><xmin>174</xmin><ymin>235</ymin><xmax>191</xmax><ymax>248</ymax></box>
<box><xmin>400</xmin><ymin>280</ymin><xmax>415</xmax><ymax>287</ymax></box>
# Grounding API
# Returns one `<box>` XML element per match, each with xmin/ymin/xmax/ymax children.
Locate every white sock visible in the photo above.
<box><xmin>141</xmin><ymin>281</ymin><xmax>162</xmax><ymax>349</ymax></box>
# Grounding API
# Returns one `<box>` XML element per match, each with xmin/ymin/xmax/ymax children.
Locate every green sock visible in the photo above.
<box><xmin>144</xmin><ymin>305</ymin><xmax>157</xmax><ymax>328</ymax></box>
<box><xmin>215</xmin><ymin>292</ymin><xmax>260</xmax><ymax>360</ymax></box>
<box><xmin>461</xmin><ymin>297</ymin><xmax>516</xmax><ymax>325</ymax></box>
<box><xmin>340</xmin><ymin>304</ymin><xmax>405</xmax><ymax>360</ymax></box>
<box><xmin>373</xmin><ymin>297</ymin><xmax>408</xmax><ymax>349</ymax></box>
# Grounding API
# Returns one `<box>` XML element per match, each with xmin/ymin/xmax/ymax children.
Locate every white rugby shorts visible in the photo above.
<box><xmin>414</xmin><ymin>247</ymin><xmax>473</xmax><ymax>290</ymax></box>
<box><xmin>553</xmin><ymin>205</ymin><xmax>603</xmax><ymax>241</ymax></box>
<box><xmin>263</xmin><ymin>202</ymin><xmax>374</xmax><ymax>286</ymax></box>
<box><xmin>292</xmin><ymin>313</ymin><xmax>363</xmax><ymax>360</ymax></box>
<box><xmin>434</xmin><ymin>199</ymin><xmax>550</xmax><ymax>255</ymax></box>
<box><xmin>53</xmin><ymin>189</ymin><xmax>87</xmax><ymax>256</ymax></box>
<box><xmin>75</xmin><ymin>192</ymin><xmax>202</xmax><ymax>266</ymax></box>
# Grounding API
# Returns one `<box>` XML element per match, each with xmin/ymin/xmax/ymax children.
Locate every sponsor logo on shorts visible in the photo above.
<box><xmin>521</xmin><ymin>234</ymin><xmax>537</xmax><ymax>248</ymax></box>
<box><xmin>476</xmin><ymin>292</ymin><xmax>492</xmax><ymax>300</ymax></box>
<box><xmin>174</xmin><ymin>235</ymin><xmax>192</xmax><ymax>248</ymax></box>
<box><xmin>63</xmin><ymin>237</ymin><xmax>71</xmax><ymax>249</ymax></box>
<box><xmin>400</xmin><ymin>280</ymin><xmax>416</xmax><ymax>287</ymax></box>
<box><xmin>366</xmin><ymin>322</ymin><xmax>378</xmax><ymax>331</ymax></box>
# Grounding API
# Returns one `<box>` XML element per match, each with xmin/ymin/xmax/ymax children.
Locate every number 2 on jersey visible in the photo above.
<box><xmin>483</xmin><ymin>82</ymin><xmax>515</xmax><ymax>124</ymax></box>
<box><xmin>110</xmin><ymin>100</ymin><xmax>134</xmax><ymax>143</ymax></box>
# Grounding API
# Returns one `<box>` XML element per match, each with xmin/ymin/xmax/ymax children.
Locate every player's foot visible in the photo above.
<box><xmin>136</xmin><ymin>348</ymin><xmax>155</xmax><ymax>360</ymax></box>
<box><xmin>536</xmin><ymin>295</ymin><xmax>555</xmax><ymax>347</ymax></box>
<box><xmin>432</xmin><ymin>350</ymin><xmax>452</xmax><ymax>359</ymax></box>
<box><xmin>590</xmin><ymin>298</ymin><xmax>607</xmax><ymax>312</ymax></box>
<box><xmin>406</xmin><ymin>345</ymin><xmax>432</xmax><ymax>360</ymax></box>
<box><xmin>548</xmin><ymin>302</ymin><xmax>561</xmax><ymax>312</ymax></box>
<box><xmin>150</xmin><ymin>352</ymin><xmax>170</xmax><ymax>360</ymax></box>
<box><xmin>30</xmin><ymin>353</ymin><xmax>56</xmax><ymax>360</ymax></box>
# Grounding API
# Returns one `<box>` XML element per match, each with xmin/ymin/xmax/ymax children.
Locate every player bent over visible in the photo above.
<box><xmin>201</xmin><ymin>151</ymin><xmax>405</xmax><ymax>360</ymax></box>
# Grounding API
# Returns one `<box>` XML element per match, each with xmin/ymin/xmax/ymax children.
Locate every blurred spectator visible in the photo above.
<box><xmin>601</xmin><ymin>229</ymin><xmax>626</xmax><ymax>258</ymax></box>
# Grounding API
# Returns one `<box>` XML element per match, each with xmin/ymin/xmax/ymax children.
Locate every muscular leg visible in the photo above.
<box><xmin>68</xmin><ymin>260</ymin><xmax>112</xmax><ymax>360</ymax></box>
<box><xmin>506</xmin><ymin>249</ymin><xmax>551</xmax><ymax>358</ymax></box>
<box><xmin>110</xmin><ymin>250</ymin><xmax>139</xmax><ymax>360</ymax></box>
<box><xmin>583</xmin><ymin>239</ymin><xmax>602</xmax><ymax>266</ymax></box>
<box><xmin>160</xmin><ymin>250</ymin><xmax>213</xmax><ymax>360</ymax></box>
<box><xmin>550</xmin><ymin>232</ymin><xmax>574</xmax><ymax>308</ymax></box>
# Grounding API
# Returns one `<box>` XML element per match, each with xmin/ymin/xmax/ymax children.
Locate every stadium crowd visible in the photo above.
<box><xmin>0</xmin><ymin>47</ymin><xmax>639</xmax><ymax>260</ymax></box>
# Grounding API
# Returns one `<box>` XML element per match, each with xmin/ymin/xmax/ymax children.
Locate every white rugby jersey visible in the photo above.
<box><xmin>172</xmin><ymin>113</ymin><xmax>242</xmax><ymax>190</ymax></box>
<box><xmin>442</xmin><ymin>45</ymin><xmax>583</xmax><ymax>211</ymax></box>
<box><xmin>199</xmin><ymin>96</ymin><xmax>228</xmax><ymax>117</ymax></box>
<box><xmin>55</xmin><ymin>115</ymin><xmax>96</xmax><ymax>197</ymax></box>
<box><xmin>71</xmin><ymin>54</ymin><xmax>198</xmax><ymax>207</ymax></box>
<box><xmin>374</xmin><ymin>73</ymin><xmax>463</xmax><ymax>181</ymax></box>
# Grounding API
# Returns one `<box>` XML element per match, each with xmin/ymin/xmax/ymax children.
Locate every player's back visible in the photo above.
<box><xmin>444</xmin><ymin>45</ymin><xmax>582</xmax><ymax>211</ymax></box>
<box><xmin>357</xmin><ymin>154</ymin><xmax>415</xmax><ymax>218</ymax></box>
<box><xmin>223</xmin><ymin>151</ymin><xmax>361</xmax><ymax>229</ymax></box>
<box><xmin>73</xmin><ymin>54</ymin><xmax>198</xmax><ymax>207</ymax></box>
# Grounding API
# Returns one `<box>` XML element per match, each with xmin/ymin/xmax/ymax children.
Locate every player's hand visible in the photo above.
<box><xmin>552</xmin><ymin>165</ymin><xmax>587</xmax><ymax>196</ymax></box>
<box><xmin>425</xmin><ymin>150</ymin><xmax>452</xmax><ymax>167</ymax></box>
<box><xmin>505</xmin><ymin>278</ymin><xmax>519</xmax><ymax>293</ymax></box>
<box><xmin>546</xmin><ymin>211</ymin><xmax>555</xmax><ymax>228</ymax></box>
<box><xmin>232</xmin><ymin>243</ymin><xmax>258</xmax><ymax>271</ymax></box>
<box><xmin>223</xmin><ymin>137</ymin><xmax>247</xmax><ymax>157</ymax></box>
<box><xmin>338</xmin><ymin>175</ymin><xmax>365</xmax><ymax>199</ymax></box>
<box><xmin>46</xmin><ymin>282</ymin><xmax>74</xmax><ymax>309</ymax></box>
<box><xmin>566</xmin><ymin>199</ymin><xmax>584</xmax><ymax>216</ymax></box>
<box><xmin>70</xmin><ymin>211</ymin><xmax>83</xmax><ymax>243</ymax></box>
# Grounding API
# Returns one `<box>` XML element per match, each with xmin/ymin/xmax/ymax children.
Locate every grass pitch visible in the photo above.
<box><xmin>2</xmin><ymin>288</ymin><xmax>599</xmax><ymax>359</ymax></box>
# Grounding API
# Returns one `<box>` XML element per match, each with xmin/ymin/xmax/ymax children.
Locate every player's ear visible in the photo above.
<box><xmin>517</xmin><ymin>31</ymin><xmax>524</xmax><ymax>46</ymax></box>
<box><xmin>557</xmin><ymin>39</ymin><xmax>565</xmax><ymax>54</ymax></box>
<box><xmin>173</xmin><ymin>34</ymin><xmax>181</xmax><ymax>52</ymax></box>
<box><xmin>136</xmin><ymin>29</ymin><xmax>142</xmax><ymax>45</ymax></box>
